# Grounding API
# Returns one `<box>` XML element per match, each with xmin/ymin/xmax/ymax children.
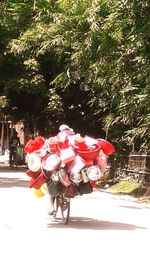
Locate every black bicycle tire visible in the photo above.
<box><xmin>60</xmin><ymin>195</ymin><xmax>70</xmax><ymax>225</ymax></box>
<box><xmin>53</xmin><ymin>195</ymin><xmax>70</xmax><ymax>224</ymax></box>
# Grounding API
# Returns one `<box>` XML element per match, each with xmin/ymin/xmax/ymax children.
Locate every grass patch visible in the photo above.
<box><xmin>108</xmin><ymin>180</ymin><xmax>147</xmax><ymax>197</ymax></box>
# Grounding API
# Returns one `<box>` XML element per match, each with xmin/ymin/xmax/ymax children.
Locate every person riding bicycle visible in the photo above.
<box><xmin>9</xmin><ymin>129</ymin><xmax>21</xmax><ymax>167</ymax></box>
<box><xmin>48</xmin><ymin>124</ymin><xmax>75</xmax><ymax>216</ymax></box>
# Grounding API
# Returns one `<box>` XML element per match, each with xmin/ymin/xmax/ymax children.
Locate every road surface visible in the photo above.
<box><xmin>0</xmin><ymin>166</ymin><xmax>150</xmax><ymax>267</ymax></box>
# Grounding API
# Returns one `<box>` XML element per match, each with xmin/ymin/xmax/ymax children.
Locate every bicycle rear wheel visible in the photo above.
<box><xmin>55</xmin><ymin>195</ymin><xmax>70</xmax><ymax>225</ymax></box>
<box><xmin>60</xmin><ymin>195</ymin><xmax>70</xmax><ymax>225</ymax></box>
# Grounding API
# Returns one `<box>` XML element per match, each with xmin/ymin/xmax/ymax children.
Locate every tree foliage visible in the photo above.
<box><xmin>0</xmin><ymin>0</ymin><xmax>150</xmax><ymax>151</ymax></box>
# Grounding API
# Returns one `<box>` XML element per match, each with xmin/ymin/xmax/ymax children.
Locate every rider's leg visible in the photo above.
<box><xmin>48</xmin><ymin>196</ymin><xmax>55</xmax><ymax>215</ymax></box>
<box><xmin>9</xmin><ymin>149</ymin><xmax>13</xmax><ymax>166</ymax></box>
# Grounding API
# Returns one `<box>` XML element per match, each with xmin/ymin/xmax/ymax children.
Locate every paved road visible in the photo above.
<box><xmin>0</xmin><ymin>166</ymin><xmax>150</xmax><ymax>267</ymax></box>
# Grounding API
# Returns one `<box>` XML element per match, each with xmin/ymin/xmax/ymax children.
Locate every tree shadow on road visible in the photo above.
<box><xmin>0</xmin><ymin>165</ymin><xmax>28</xmax><ymax>188</ymax></box>
<box><xmin>47</xmin><ymin>216</ymin><xmax>147</xmax><ymax>231</ymax></box>
<box><xmin>0</xmin><ymin>177</ymin><xmax>28</xmax><ymax>188</ymax></box>
<box><xmin>0</xmin><ymin>165</ymin><xmax>26</xmax><ymax>172</ymax></box>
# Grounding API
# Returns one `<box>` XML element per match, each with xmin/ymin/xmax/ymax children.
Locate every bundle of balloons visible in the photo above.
<box><xmin>24</xmin><ymin>125</ymin><xmax>115</xmax><ymax>198</ymax></box>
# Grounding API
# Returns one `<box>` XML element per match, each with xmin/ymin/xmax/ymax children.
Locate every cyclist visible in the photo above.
<box><xmin>48</xmin><ymin>124</ymin><xmax>75</xmax><ymax>216</ymax></box>
<box><xmin>9</xmin><ymin>129</ymin><xmax>21</xmax><ymax>167</ymax></box>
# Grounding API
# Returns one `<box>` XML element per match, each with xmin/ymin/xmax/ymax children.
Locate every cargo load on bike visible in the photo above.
<box><xmin>24</xmin><ymin>125</ymin><xmax>115</xmax><ymax>224</ymax></box>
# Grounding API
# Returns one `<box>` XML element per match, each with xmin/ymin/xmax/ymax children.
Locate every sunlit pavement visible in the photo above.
<box><xmin>0</xmin><ymin>165</ymin><xmax>150</xmax><ymax>267</ymax></box>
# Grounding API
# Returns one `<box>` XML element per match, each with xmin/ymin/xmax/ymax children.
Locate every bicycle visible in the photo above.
<box><xmin>53</xmin><ymin>194</ymin><xmax>70</xmax><ymax>225</ymax></box>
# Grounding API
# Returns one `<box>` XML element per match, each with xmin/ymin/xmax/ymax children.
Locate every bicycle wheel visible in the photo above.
<box><xmin>53</xmin><ymin>195</ymin><xmax>70</xmax><ymax>224</ymax></box>
<box><xmin>60</xmin><ymin>195</ymin><xmax>70</xmax><ymax>225</ymax></box>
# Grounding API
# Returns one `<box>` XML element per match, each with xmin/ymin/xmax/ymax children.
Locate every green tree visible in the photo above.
<box><xmin>1</xmin><ymin>0</ymin><xmax>150</xmax><ymax>152</ymax></box>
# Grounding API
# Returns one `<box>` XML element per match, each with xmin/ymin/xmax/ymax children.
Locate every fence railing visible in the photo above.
<box><xmin>108</xmin><ymin>153</ymin><xmax>150</xmax><ymax>183</ymax></box>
